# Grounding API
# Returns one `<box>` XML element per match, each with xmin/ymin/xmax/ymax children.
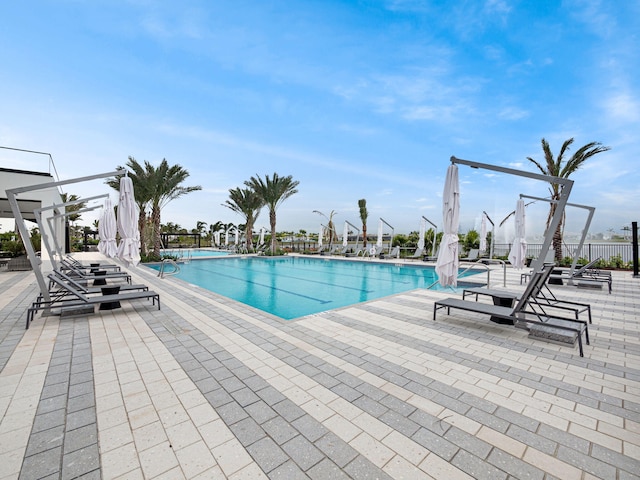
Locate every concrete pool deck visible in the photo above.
<box><xmin>1</xmin><ymin>253</ymin><xmax>639</xmax><ymax>479</ymax></box>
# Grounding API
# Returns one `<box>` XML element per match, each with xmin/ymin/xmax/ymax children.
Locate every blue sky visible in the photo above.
<box><xmin>1</xmin><ymin>1</ymin><xmax>638</xmax><ymax>242</ymax></box>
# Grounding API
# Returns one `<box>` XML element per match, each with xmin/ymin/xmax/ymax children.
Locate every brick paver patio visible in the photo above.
<box><xmin>1</xmin><ymin>254</ymin><xmax>639</xmax><ymax>479</ymax></box>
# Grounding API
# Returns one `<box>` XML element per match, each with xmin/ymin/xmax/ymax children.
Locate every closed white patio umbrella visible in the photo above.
<box><xmin>318</xmin><ymin>225</ymin><xmax>323</xmax><ymax>248</ymax></box>
<box><xmin>342</xmin><ymin>221</ymin><xmax>349</xmax><ymax>247</ymax></box>
<box><xmin>116</xmin><ymin>176</ymin><xmax>141</xmax><ymax>267</ymax></box>
<box><xmin>417</xmin><ymin>217</ymin><xmax>426</xmax><ymax>251</ymax></box>
<box><xmin>259</xmin><ymin>227</ymin><xmax>265</xmax><ymax>246</ymax></box>
<box><xmin>508</xmin><ymin>199</ymin><xmax>527</xmax><ymax>269</ymax></box>
<box><xmin>376</xmin><ymin>219</ymin><xmax>383</xmax><ymax>248</ymax></box>
<box><xmin>214</xmin><ymin>230</ymin><xmax>221</xmax><ymax>246</ymax></box>
<box><xmin>436</xmin><ymin>164</ymin><xmax>460</xmax><ymax>287</ymax></box>
<box><xmin>98</xmin><ymin>197</ymin><xmax>118</xmax><ymax>258</ymax></box>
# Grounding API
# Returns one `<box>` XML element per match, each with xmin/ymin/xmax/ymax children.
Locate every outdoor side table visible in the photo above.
<box><xmin>93</xmin><ymin>270</ymin><xmax>107</xmax><ymax>286</ymax></box>
<box><xmin>548</xmin><ymin>269</ymin><xmax>564</xmax><ymax>285</ymax></box>
<box><xmin>99</xmin><ymin>285</ymin><xmax>121</xmax><ymax>310</ymax></box>
<box><xmin>490</xmin><ymin>293</ymin><xmax>515</xmax><ymax>324</ymax></box>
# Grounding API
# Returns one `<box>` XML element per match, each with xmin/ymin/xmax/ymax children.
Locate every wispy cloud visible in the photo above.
<box><xmin>602</xmin><ymin>91</ymin><xmax>640</xmax><ymax>123</ymax></box>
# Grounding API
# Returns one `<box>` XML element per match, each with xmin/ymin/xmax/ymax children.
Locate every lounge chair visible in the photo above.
<box><xmin>364</xmin><ymin>245</ymin><xmax>384</xmax><ymax>258</ymax></box>
<box><xmin>381</xmin><ymin>246</ymin><xmax>400</xmax><ymax>259</ymax></box>
<box><xmin>434</xmin><ymin>264</ymin><xmax>589</xmax><ymax>356</ymax></box>
<box><xmin>60</xmin><ymin>259</ymin><xmax>132</xmax><ymax>285</ymax></box>
<box><xmin>423</xmin><ymin>246</ymin><xmax>440</xmax><ymax>262</ymax></box>
<box><xmin>64</xmin><ymin>254</ymin><xmax>121</xmax><ymax>271</ymax></box>
<box><xmin>330</xmin><ymin>245</ymin><xmax>349</xmax><ymax>255</ymax></box>
<box><xmin>26</xmin><ymin>274</ymin><xmax>160</xmax><ymax>329</ymax></box>
<box><xmin>407</xmin><ymin>247</ymin><xmax>423</xmax><ymax>261</ymax></box>
<box><xmin>462</xmin><ymin>271</ymin><xmax>592</xmax><ymax>324</ymax></box>
<box><xmin>548</xmin><ymin>257</ymin><xmax>612</xmax><ymax>293</ymax></box>
<box><xmin>43</xmin><ymin>270</ymin><xmax>149</xmax><ymax>301</ymax></box>
<box><xmin>460</xmin><ymin>248</ymin><xmax>479</xmax><ymax>261</ymax></box>
<box><xmin>313</xmin><ymin>245</ymin><xmax>328</xmax><ymax>255</ymax></box>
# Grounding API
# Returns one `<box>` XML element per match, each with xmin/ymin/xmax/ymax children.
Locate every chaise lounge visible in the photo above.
<box><xmin>26</xmin><ymin>274</ymin><xmax>160</xmax><ymax>329</ymax></box>
<box><xmin>462</xmin><ymin>271</ymin><xmax>592</xmax><ymax>324</ymax></box>
<box><xmin>433</xmin><ymin>264</ymin><xmax>589</xmax><ymax>356</ymax></box>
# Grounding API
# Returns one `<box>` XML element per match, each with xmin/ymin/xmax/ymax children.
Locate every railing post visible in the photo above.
<box><xmin>633</xmin><ymin>222</ymin><xmax>639</xmax><ymax>278</ymax></box>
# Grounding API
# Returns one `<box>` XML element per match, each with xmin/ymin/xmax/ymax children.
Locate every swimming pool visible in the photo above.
<box><xmin>147</xmin><ymin>256</ymin><xmax>483</xmax><ymax>320</ymax></box>
<box><xmin>161</xmin><ymin>249</ymin><xmax>230</xmax><ymax>258</ymax></box>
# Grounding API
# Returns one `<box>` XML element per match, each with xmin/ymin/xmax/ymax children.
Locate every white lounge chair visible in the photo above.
<box><xmin>460</xmin><ymin>249</ymin><xmax>479</xmax><ymax>261</ymax></box>
<box><xmin>407</xmin><ymin>247</ymin><xmax>423</xmax><ymax>261</ymax></box>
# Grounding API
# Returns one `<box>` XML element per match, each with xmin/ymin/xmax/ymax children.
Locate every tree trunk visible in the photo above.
<box><xmin>547</xmin><ymin>196</ymin><xmax>564</xmax><ymax>263</ymax></box>
<box><xmin>553</xmin><ymin>222</ymin><xmax>563</xmax><ymax>263</ymax></box>
<box><xmin>270</xmin><ymin>210</ymin><xmax>277</xmax><ymax>254</ymax></box>
<box><xmin>138</xmin><ymin>209</ymin><xmax>147</xmax><ymax>257</ymax></box>
<box><xmin>246</xmin><ymin>221</ymin><xmax>253</xmax><ymax>251</ymax></box>
<box><xmin>152</xmin><ymin>205</ymin><xmax>161</xmax><ymax>258</ymax></box>
<box><xmin>362</xmin><ymin>225</ymin><xmax>367</xmax><ymax>248</ymax></box>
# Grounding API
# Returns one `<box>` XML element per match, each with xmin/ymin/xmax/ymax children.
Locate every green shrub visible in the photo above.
<box><xmin>2</xmin><ymin>240</ymin><xmax>25</xmax><ymax>257</ymax></box>
<box><xmin>607</xmin><ymin>254</ymin><xmax>627</xmax><ymax>269</ymax></box>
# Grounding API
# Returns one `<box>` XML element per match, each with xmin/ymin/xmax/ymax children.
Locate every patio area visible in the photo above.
<box><xmin>1</xmin><ymin>254</ymin><xmax>639</xmax><ymax>479</ymax></box>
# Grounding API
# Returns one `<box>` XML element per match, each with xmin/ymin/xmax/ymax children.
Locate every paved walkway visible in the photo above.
<box><xmin>1</xmin><ymin>254</ymin><xmax>639</xmax><ymax>479</ymax></box>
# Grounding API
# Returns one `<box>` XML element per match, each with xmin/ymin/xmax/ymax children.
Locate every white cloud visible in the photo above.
<box><xmin>603</xmin><ymin>91</ymin><xmax>640</xmax><ymax>123</ymax></box>
<box><xmin>498</xmin><ymin>107</ymin><xmax>529</xmax><ymax>121</ymax></box>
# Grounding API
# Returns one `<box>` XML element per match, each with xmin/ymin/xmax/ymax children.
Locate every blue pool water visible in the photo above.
<box><xmin>161</xmin><ymin>249</ymin><xmax>229</xmax><ymax>258</ymax></box>
<box><xmin>147</xmin><ymin>256</ymin><xmax>482</xmax><ymax>320</ymax></box>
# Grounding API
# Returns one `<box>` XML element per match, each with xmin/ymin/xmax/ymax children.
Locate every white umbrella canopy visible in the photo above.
<box><xmin>98</xmin><ymin>197</ymin><xmax>118</xmax><ymax>258</ymax></box>
<box><xmin>436</xmin><ymin>164</ymin><xmax>460</xmax><ymax>287</ymax></box>
<box><xmin>259</xmin><ymin>227</ymin><xmax>265</xmax><ymax>246</ymax></box>
<box><xmin>480</xmin><ymin>214</ymin><xmax>487</xmax><ymax>253</ymax></box>
<box><xmin>417</xmin><ymin>217</ymin><xmax>426</xmax><ymax>251</ymax></box>
<box><xmin>234</xmin><ymin>227</ymin><xmax>240</xmax><ymax>245</ymax></box>
<box><xmin>342</xmin><ymin>221</ymin><xmax>349</xmax><ymax>247</ymax></box>
<box><xmin>318</xmin><ymin>225</ymin><xmax>323</xmax><ymax>247</ymax></box>
<box><xmin>225</xmin><ymin>228</ymin><xmax>229</xmax><ymax>246</ymax></box>
<box><xmin>508</xmin><ymin>199</ymin><xmax>527</xmax><ymax>269</ymax></box>
<box><xmin>116</xmin><ymin>176</ymin><xmax>141</xmax><ymax>267</ymax></box>
<box><xmin>214</xmin><ymin>230</ymin><xmax>221</xmax><ymax>246</ymax></box>
<box><xmin>376</xmin><ymin>219</ymin><xmax>383</xmax><ymax>248</ymax></box>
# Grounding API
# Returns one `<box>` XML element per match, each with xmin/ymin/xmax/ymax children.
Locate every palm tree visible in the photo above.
<box><xmin>106</xmin><ymin>157</ymin><xmax>154</xmax><ymax>257</ymax></box>
<box><xmin>108</xmin><ymin>157</ymin><xmax>201</xmax><ymax>259</ymax></box>
<box><xmin>222</xmin><ymin>187</ymin><xmax>264</xmax><ymax>251</ymax></box>
<box><xmin>527</xmin><ymin>138</ymin><xmax>610</xmax><ymax>262</ymax></box>
<box><xmin>60</xmin><ymin>193</ymin><xmax>86</xmax><ymax>224</ymax></box>
<box><xmin>245</xmin><ymin>173</ymin><xmax>299</xmax><ymax>254</ymax></box>
<box><xmin>148</xmin><ymin>159</ymin><xmax>201</xmax><ymax>257</ymax></box>
<box><xmin>358</xmin><ymin>199</ymin><xmax>368</xmax><ymax>248</ymax></box>
<box><xmin>60</xmin><ymin>193</ymin><xmax>86</xmax><ymax>251</ymax></box>
<box><xmin>195</xmin><ymin>221</ymin><xmax>207</xmax><ymax>235</ymax></box>
<box><xmin>326</xmin><ymin>210</ymin><xmax>339</xmax><ymax>245</ymax></box>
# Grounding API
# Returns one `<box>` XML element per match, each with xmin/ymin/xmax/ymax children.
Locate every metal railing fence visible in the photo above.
<box><xmin>492</xmin><ymin>243</ymin><xmax>633</xmax><ymax>263</ymax></box>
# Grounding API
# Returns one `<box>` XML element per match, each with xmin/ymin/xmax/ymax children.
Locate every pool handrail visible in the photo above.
<box><xmin>158</xmin><ymin>259</ymin><xmax>180</xmax><ymax>278</ymax></box>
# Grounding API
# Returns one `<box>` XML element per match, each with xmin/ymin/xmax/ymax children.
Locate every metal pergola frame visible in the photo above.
<box><xmin>44</xmin><ymin>205</ymin><xmax>105</xmax><ymax>268</ymax></box>
<box><xmin>379</xmin><ymin>217</ymin><xmax>394</xmax><ymax>254</ymax></box>
<box><xmin>34</xmin><ymin>193</ymin><xmax>110</xmax><ymax>271</ymax></box>
<box><xmin>520</xmin><ymin>194</ymin><xmax>595</xmax><ymax>281</ymax></box>
<box><xmin>6</xmin><ymin>169</ymin><xmax>124</xmax><ymax>307</ymax></box>
<box><xmin>344</xmin><ymin>220</ymin><xmax>360</xmax><ymax>252</ymax></box>
<box><xmin>450</xmin><ymin>156</ymin><xmax>573</xmax><ymax>273</ymax></box>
